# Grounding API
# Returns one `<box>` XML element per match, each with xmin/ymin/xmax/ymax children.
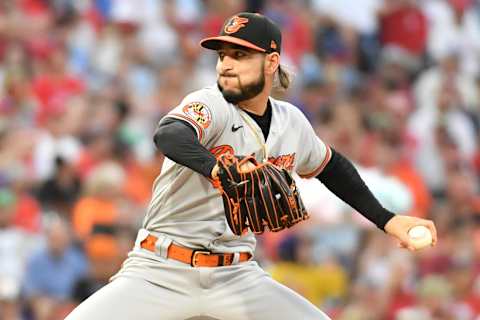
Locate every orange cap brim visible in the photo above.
<box><xmin>199</xmin><ymin>36</ymin><xmax>266</xmax><ymax>52</ymax></box>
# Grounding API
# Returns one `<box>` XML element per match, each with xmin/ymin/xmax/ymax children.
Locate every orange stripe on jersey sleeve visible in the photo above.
<box><xmin>165</xmin><ymin>113</ymin><xmax>204</xmax><ymax>142</ymax></box>
<box><xmin>298</xmin><ymin>145</ymin><xmax>332</xmax><ymax>179</ymax></box>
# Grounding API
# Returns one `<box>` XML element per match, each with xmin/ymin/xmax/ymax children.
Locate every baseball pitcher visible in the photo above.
<box><xmin>66</xmin><ymin>12</ymin><xmax>437</xmax><ymax>320</ymax></box>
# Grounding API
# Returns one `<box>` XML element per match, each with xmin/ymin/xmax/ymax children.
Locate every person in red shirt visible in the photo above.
<box><xmin>32</xmin><ymin>46</ymin><xmax>85</xmax><ymax>126</ymax></box>
<box><xmin>379</xmin><ymin>0</ymin><xmax>428</xmax><ymax>57</ymax></box>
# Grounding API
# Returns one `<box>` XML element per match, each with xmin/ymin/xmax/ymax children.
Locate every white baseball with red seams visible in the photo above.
<box><xmin>408</xmin><ymin>225</ymin><xmax>433</xmax><ymax>249</ymax></box>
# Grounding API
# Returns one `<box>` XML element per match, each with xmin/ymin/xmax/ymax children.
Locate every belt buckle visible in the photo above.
<box><xmin>191</xmin><ymin>250</ymin><xmax>211</xmax><ymax>267</ymax></box>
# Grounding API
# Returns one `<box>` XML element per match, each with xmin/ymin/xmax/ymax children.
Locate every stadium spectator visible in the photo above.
<box><xmin>23</xmin><ymin>216</ymin><xmax>87</xmax><ymax>320</ymax></box>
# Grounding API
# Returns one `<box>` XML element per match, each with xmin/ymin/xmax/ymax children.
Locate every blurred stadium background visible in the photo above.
<box><xmin>0</xmin><ymin>0</ymin><xmax>480</xmax><ymax>319</ymax></box>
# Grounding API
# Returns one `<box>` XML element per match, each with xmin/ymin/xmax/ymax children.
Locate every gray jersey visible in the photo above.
<box><xmin>142</xmin><ymin>85</ymin><xmax>331</xmax><ymax>253</ymax></box>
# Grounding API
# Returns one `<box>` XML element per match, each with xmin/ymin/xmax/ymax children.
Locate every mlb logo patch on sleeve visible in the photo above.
<box><xmin>182</xmin><ymin>102</ymin><xmax>212</xmax><ymax>129</ymax></box>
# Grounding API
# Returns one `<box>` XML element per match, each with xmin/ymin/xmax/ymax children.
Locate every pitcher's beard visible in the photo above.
<box><xmin>218</xmin><ymin>72</ymin><xmax>265</xmax><ymax>104</ymax></box>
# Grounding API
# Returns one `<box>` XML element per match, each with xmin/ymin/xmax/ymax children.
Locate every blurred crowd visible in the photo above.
<box><xmin>0</xmin><ymin>0</ymin><xmax>480</xmax><ymax>319</ymax></box>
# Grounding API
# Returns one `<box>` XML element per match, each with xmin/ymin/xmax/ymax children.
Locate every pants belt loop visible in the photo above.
<box><xmin>135</xmin><ymin>229</ymin><xmax>150</xmax><ymax>248</ymax></box>
<box><xmin>232</xmin><ymin>252</ymin><xmax>240</xmax><ymax>265</ymax></box>
<box><xmin>154</xmin><ymin>235</ymin><xmax>172</xmax><ymax>259</ymax></box>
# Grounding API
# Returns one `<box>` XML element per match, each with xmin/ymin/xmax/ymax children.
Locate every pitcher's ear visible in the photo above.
<box><xmin>265</xmin><ymin>52</ymin><xmax>280</xmax><ymax>75</ymax></box>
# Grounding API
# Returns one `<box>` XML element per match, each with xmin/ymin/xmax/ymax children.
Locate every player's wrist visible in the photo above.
<box><xmin>211</xmin><ymin>164</ymin><xmax>220</xmax><ymax>179</ymax></box>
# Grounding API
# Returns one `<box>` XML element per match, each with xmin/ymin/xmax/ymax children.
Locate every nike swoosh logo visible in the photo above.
<box><xmin>231</xmin><ymin>124</ymin><xmax>243</xmax><ymax>132</ymax></box>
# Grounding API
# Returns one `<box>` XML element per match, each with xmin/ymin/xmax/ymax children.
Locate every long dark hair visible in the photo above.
<box><xmin>276</xmin><ymin>64</ymin><xmax>292</xmax><ymax>90</ymax></box>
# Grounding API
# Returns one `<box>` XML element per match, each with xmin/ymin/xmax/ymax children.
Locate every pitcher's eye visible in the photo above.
<box><xmin>234</xmin><ymin>51</ymin><xmax>247</xmax><ymax>59</ymax></box>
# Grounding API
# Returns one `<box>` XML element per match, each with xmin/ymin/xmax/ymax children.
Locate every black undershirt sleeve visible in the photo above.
<box><xmin>153</xmin><ymin>118</ymin><xmax>217</xmax><ymax>178</ymax></box>
<box><xmin>316</xmin><ymin>148</ymin><xmax>396</xmax><ymax>231</ymax></box>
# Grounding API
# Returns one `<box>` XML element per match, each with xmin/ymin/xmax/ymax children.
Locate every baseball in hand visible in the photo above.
<box><xmin>408</xmin><ymin>225</ymin><xmax>433</xmax><ymax>249</ymax></box>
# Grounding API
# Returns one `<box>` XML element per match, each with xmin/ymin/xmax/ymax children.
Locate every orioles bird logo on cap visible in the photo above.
<box><xmin>224</xmin><ymin>16</ymin><xmax>249</xmax><ymax>34</ymax></box>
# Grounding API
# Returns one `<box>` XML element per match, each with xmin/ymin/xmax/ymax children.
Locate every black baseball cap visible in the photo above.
<box><xmin>200</xmin><ymin>12</ymin><xmax>282</xmax><ymax>54</ymax></box>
